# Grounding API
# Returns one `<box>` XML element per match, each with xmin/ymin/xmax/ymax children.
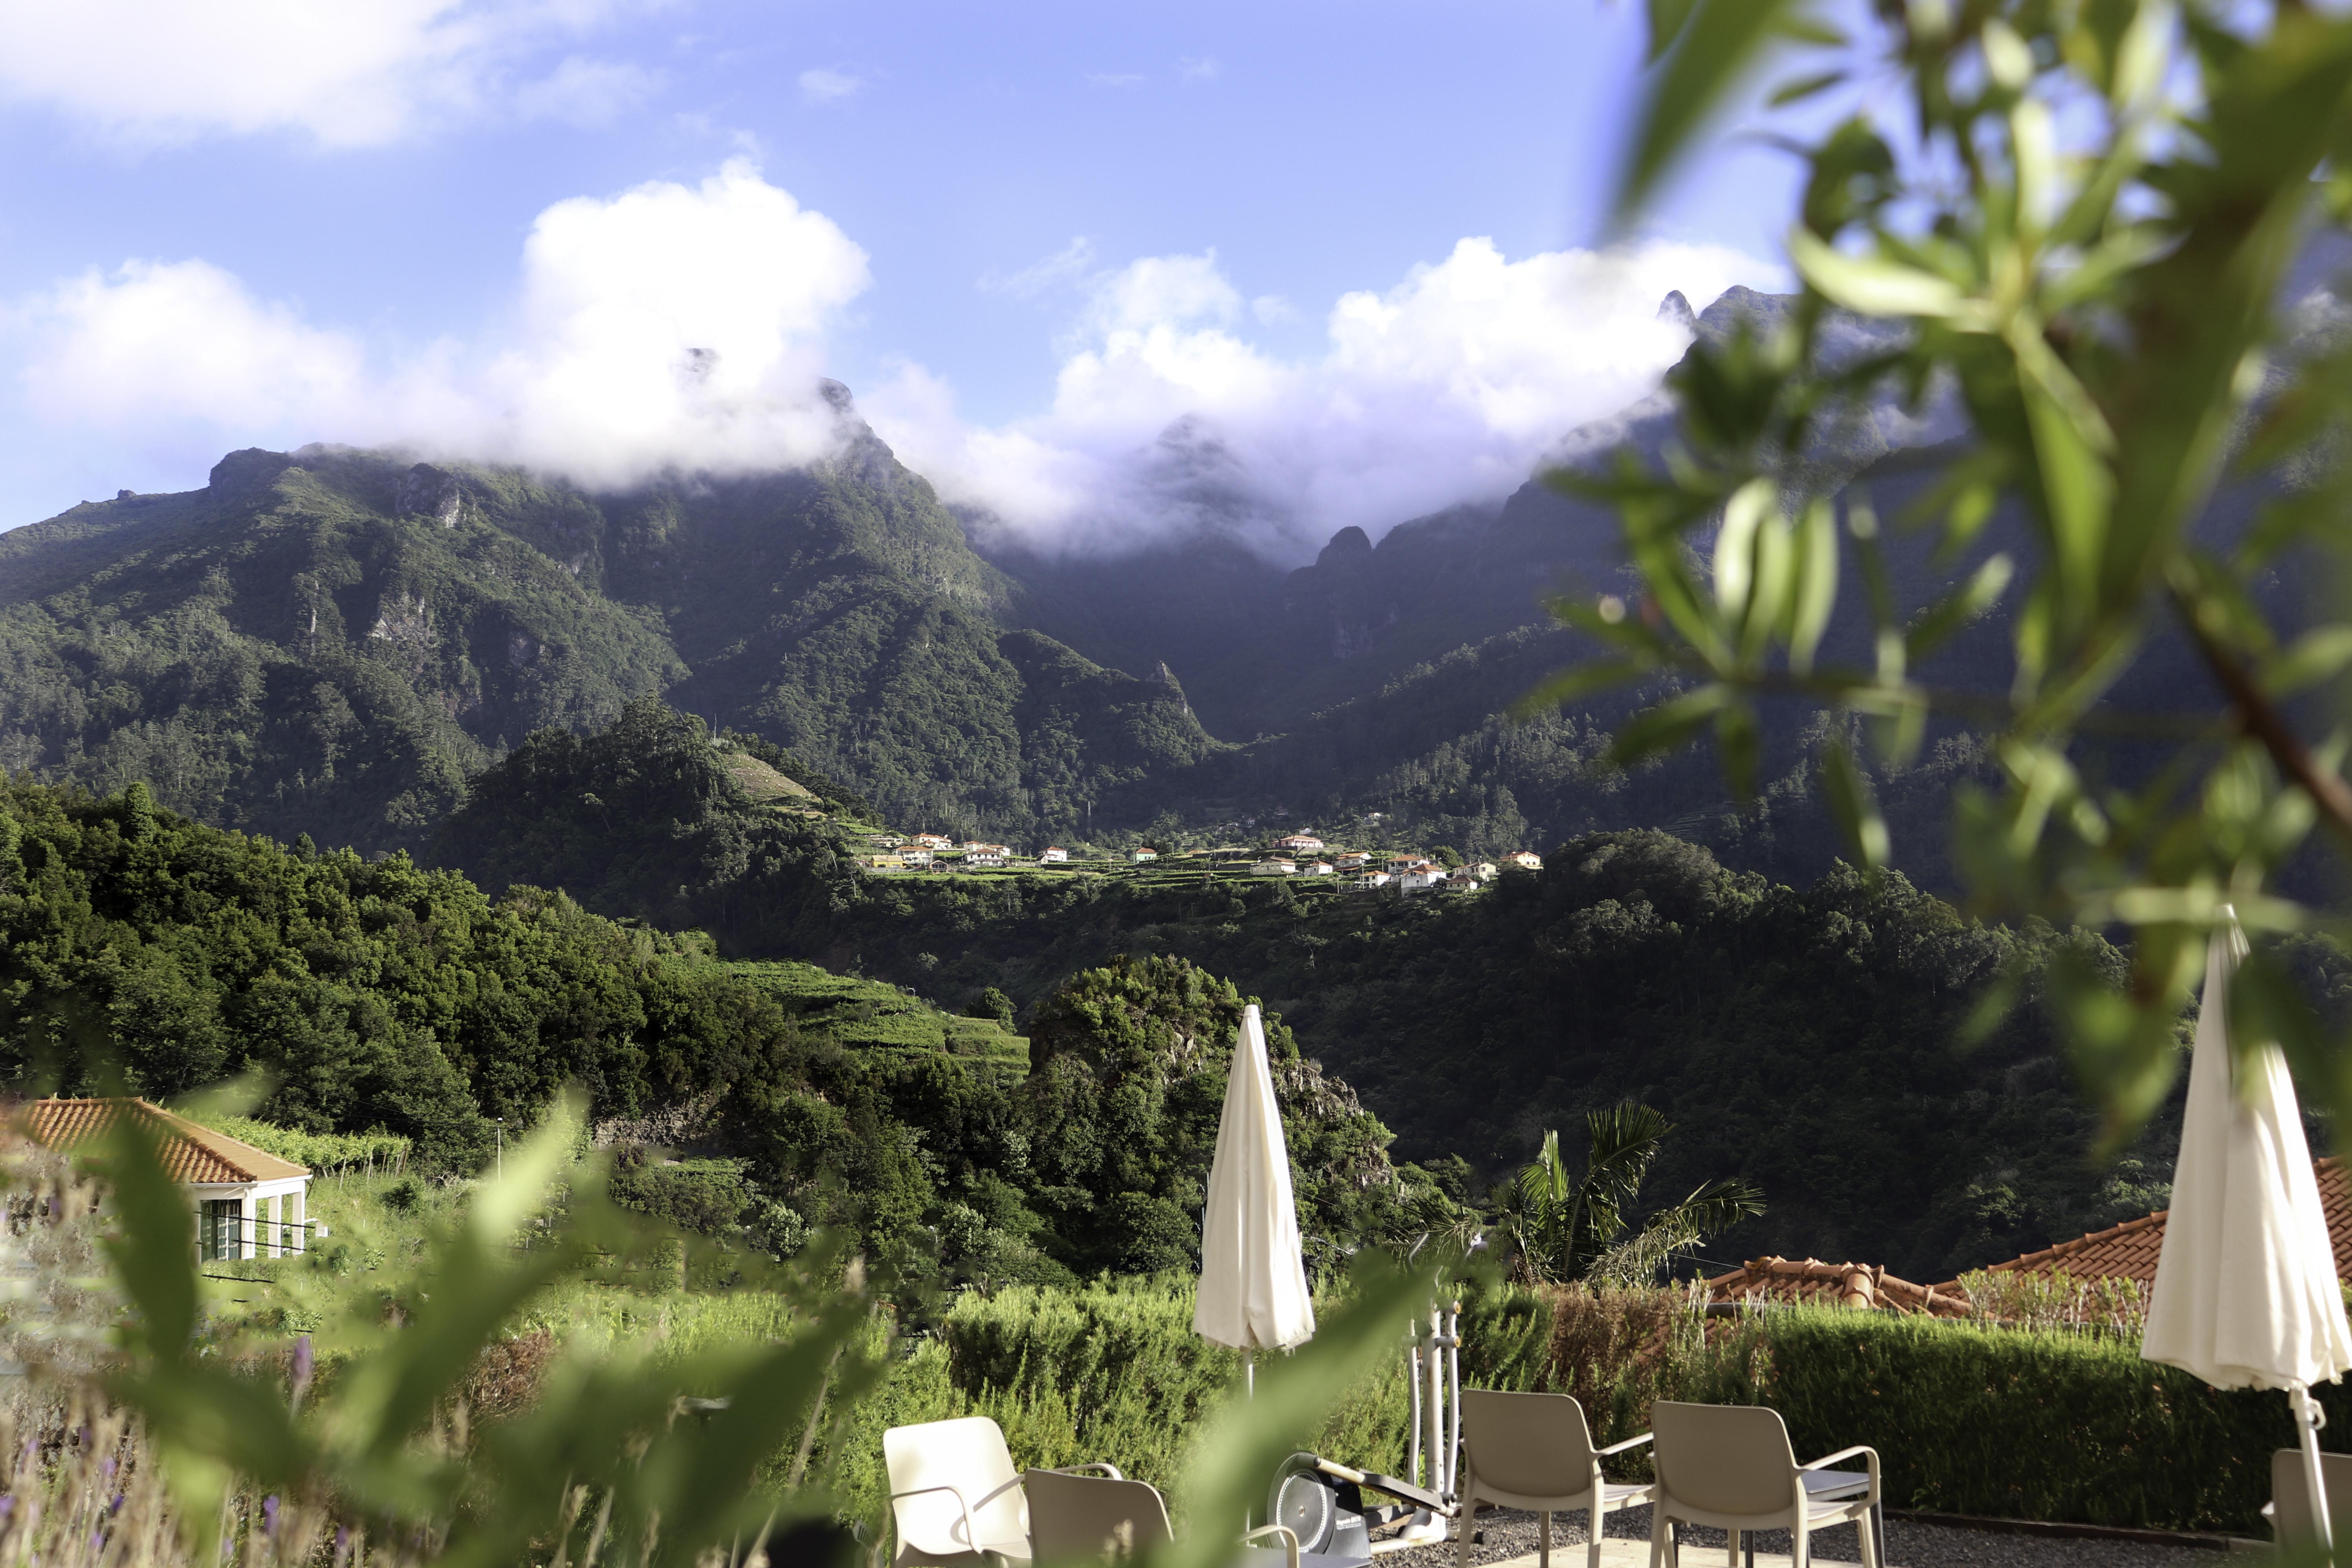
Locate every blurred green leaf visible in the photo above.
<box><xmin>1615</xmin><ymin>0</ymin><xmax>1804</xmax><ymax>224</ymax></box>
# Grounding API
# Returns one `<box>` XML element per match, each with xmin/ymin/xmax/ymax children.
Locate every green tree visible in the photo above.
<box><xmin>1497</xmin><ymin>1103</ymin><xmax>1764</xmax><ymax>1286</ymax></box>
<box><xmin>1548</xmin><ymin>0</ymin><xmax>2352</xmax><ymax>1141</ymax></box>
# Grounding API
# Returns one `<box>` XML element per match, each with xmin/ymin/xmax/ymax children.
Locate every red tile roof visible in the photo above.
<box><xmin>1929</xmin><ymin>1157</ymin><xmax>2352</xmax><ymax>1295</ymax></box>
<box><xmin>1706</xmin><ymin>1255</ymin><xmax>1972</xmax><ymax>1317</ymax></box>
<box><xmin>19</xmin><ymin>1098</ymin><xmax>308</xmax><ymax>1184</ymax></box>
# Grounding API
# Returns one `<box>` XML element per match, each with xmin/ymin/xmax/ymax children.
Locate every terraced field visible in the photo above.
<box><xmin>719</xmin><ymin>959</ymin><xmax>1031</xmax><ymax>1076</ymax></box>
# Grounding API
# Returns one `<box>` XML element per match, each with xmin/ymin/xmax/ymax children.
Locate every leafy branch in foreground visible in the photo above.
<box><xmin>1552</xmin><ymin>0</ymin><xmax>2352</xmax><ymax>1146</ymax></box>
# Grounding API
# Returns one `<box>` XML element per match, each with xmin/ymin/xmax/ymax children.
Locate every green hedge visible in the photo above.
<box><xmin>831</xmin><ymin>1276</ymin><xmax>1563</xmax><ymax>1524</ymax></box>
<box><xmin>1712</xmin><ymin>1309</ymin><xmax>2352</xmax><ymax>1535</ymax></box>
<box><xmin>832</xmin><ymin>1279</ymin><xmax>2348</xmax><ymax>1536</ymax></box>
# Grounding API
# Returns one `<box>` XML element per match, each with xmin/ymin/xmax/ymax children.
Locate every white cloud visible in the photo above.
<box><xmin>982</xmin><ymin>237</ymin><xmax>1097</xmax><ymax>299</ymax></box>
<box><xmin>7</xmin><ymin>163</ymin><xmax>1776</xmax><ymax>559</ymax></box>
<box><xmin>517</xmin><ymin>55</ymin><xmax>660</xmax><ymax>125</ymax></box>
<box><xmin>1178</xmin><ymin>55</ymin><xmax>1220</xmax><ymax>82</ymax></box>
<box><xmin>798</xmin><ymin>66</ymin><xmax>860</xmax><ymax>103</ymax></box>
<box><xmin>868</xmin><ymin>237</ymin><xmax>1779</xmax><ymax>559</ymax></box>
<box><xmin>11</xmin><ymin>160</ymin><xmax>870</xmax><ymax>486</ymax></box>
<box><xmin>0</xmin><ymin>1</ymin><xmax>649</xmax><ymax>148</ymax></box>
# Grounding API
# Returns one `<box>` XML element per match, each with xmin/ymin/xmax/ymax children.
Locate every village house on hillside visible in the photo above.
<box><xmin>1304</xmin><ymin>860</ymin><xmax>1334</xmax><ymax>875</ymax></box>
<box><xmin>962</xmin><ymin>846</ymin><xmax>1008</xmax><ymax>866</ymax></box>
<box><xmin>1351</xmin><ymin>871</ymin><xmax>1393</xmax><ymax>890</ymax></box>
<box><xmin>914</xmin><ymin>833</ymin><xmax>954</xmax><ymax>849</ymax></box>
<box><xmin>1039</xmin><ymin>847</ymin><xmax>1068</xmax><ymax>863</ymax></box>
<box><xmin>1274</xmin><ymin>833</ymin><xmax>1325</xmax><ymax>853</ymax></box>
<box><xmin>902</xmin><ymin>847</ymin><xmax>934</xmax><ymax>866</ymax></box>
<box><xmin>22</xmin><ymin>1098</ymin><xmax>312</xmax><ymax>1261</ymax></box>
<box><xmin>1505</xmin><ymin>851</ymin><xmax>1543</xmax><ymax>870</ymax></box>
<box><xmin>866</xmin><ymin>833</ymin><xmax>906</xmax><ymax>850</ymax></box>
<box><xmin>1129</xmin><ymin>848</ymin><xmax>1158</xmax><ymax>863</ymax></box>
<box><xmin>1335</xmin><ymin>851</ymin><xmax>1372</xmax><ymax>870</ymax></box>
<box><xmin>1250</xmin><ymin>858</ymin><xmax>1298</xmax><ymax>877</ymax></box>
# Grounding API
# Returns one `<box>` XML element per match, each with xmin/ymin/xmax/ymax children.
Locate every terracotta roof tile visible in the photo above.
<box><xmin>19</xmin><ymin>1099</ymin><xmax>308</xmax><ymax>1184</ymax></box>
<box><xmin>1927</xmin><ymin>1157</ymin><xmax>2352</xmax><ymax>1295</ymax></box>
<box><xmin>1705</xmin><ymin>1255</ymin><xmax>1972</xmax><ymax>1317</ymax></box>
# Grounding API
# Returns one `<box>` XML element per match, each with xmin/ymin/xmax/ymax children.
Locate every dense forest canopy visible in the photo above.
<box><xmin>0</xmin><ymin>774</ymin><xmax>1414</xmax><ymax>1285</ymax></box>
<box><xmin>420</xmin><ymin>700</ymin><xmax>2234</xmax><ymax>1281</ymax></box>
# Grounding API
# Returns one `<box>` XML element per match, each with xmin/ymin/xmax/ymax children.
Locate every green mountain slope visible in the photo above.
<box><xmin>432</xmin><ymin>700</ymin><xmax>2201</xmax><ymax>1281</ymax></box>
<box><xmin>0</xmin><ymin>404</ymin><xmax>1218</xmax><ymax>851</ymax></box>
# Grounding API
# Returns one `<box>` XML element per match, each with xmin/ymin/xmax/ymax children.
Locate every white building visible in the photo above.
<box><xmin>1040</xmin><ymin>847</ymin><xmax>1069</xmax><ymax>863</ymax></box>
<box><xmin>964</xmin><ymin>847</ymin><xmax>1008</xmax><ymax>866</ymax></box>
<box><xmin>27</xmin><ymin>1098</ymin><xmax>311</xmax><ymax>1261</ymax></box>
<box><xmin>1505</xmin><ymin>851</ymin><xmax>1543</xmax><ymax>871</ymax></box>
<box><xmin>915</xmin><ymin>834</ymin><xmax>955</xmax><ymax>849</ymax></box>
<box><xmin>1274</xmin><ymin>833</ymin><xmax>1325</xmax><ymax>853</ymax></box>
<box><xmin>1335</xmin><ymin>852</ymin><xmax>1372</xmax><ymax>869</ymax></box>
<box><xmin>902</xmin><ymin>848</ymin><xmax>935</xmax><ymax>866</ymax></box>
<box><xmin>1250</xmin><ymin>858</ymin><xmax>1298</xmax><ymax>877</ymax></box>
<box><xmin>1470</xmin><ymin>862</ymin><xmax>1498</xmax><ymax>879</ymax></box>
<box><xmin>1129</xmin><ymin>848</ymin><xmax>1159</xmax><ymax>863</ymax></box>
<box><xmin>1351</xmin><ymin>871</ymin><xmax>1392</xmax><ymax>890</ymax></box>
<box><xmin>867</xmin><ymin>834</ymin><xmax>906</xmax><ymax>849</ymax></box>
<box><xmin>1305</xmin><ymin>861</ymin><xmax>1335</xmax><ymax>876</ymax></box>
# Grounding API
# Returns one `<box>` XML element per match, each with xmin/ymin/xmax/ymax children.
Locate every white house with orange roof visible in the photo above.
<box><xmin>23</xmin><ymin>1098</ymin><xmax>311</xmax><ymax>1261</ymax></box>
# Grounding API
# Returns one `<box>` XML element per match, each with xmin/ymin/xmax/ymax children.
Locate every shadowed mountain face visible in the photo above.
<box><xmin>0</xmin><ymin>405</ymin><xmax>1216</xmax><ymax>853</ymax></box>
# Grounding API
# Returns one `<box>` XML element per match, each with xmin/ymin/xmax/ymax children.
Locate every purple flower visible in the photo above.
<box><xmin>0</xmin><ymin>1494</ymin><xmax>18</xmax><ymax>1519</ymax></box>
<box><xmin>262</xmin><ymin>1495</ymin><xmax>279</xmax><ymax>1536</ymax></box>
<box><xmin>109</xmin><ymin>1494</ymin><xmax>122</xmax><ymax>1515</ymax></box>
<box><xmin>101</xmin><ymin>1457</ymin><xmax>116</xmax><ymax>1479</ymax></box>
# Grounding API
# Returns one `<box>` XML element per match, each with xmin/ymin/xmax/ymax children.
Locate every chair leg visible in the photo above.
<box><xmin>1457</xmin><ymin>1497</ymin><xmax>1476</xmax><ymax>1568</ymax></box>
<box><xmin>1724</xmin><ymin>1528</ymin><xmax>1738</xmax><ymax>1566</ymax></box>
<box><xmin>1540</xmin><ymin>1509</ymin><xmax>1551</xmax><ymax>1568</ymax></box>
<box><xmin>1857</xmin><ymin>1507</ymin><xmax>1881</xmax><ymax>1568</ymax></box>
<box><xmin>1648</xmin><ymin>1504</ymin><xmax>1668</xmax><ymax>1568</ymax></box>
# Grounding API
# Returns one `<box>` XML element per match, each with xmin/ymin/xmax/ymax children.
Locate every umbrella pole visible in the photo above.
<box><xmin>1245</xmin><ymin>1348</ymin><xmax>1254</xmax><ymax>1400</ymax></box>
<box><xmin>2296</xmin><ymin>1384</ymin><xmax>2334</xmax><ymax>1564</ymax></box>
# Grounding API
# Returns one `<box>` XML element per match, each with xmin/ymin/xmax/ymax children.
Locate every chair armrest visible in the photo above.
<box><xmin>1244</xmin><ymin>1523</ymin><xmax>1301</xmax><ymax>1568</ymax></box>
<box><xmin>1800</xmin><ymin>1445</ymin><xmax>1880</xmax><ymax>1501</ymax></box>
<box><xmin>1051</xmin><ymin>1462</ymin><xmax>1125</xmax><ymax>1480</ymax></box>
<box><xmin>888</xmin><ymin>1483</ymin><xmax>980</xmax><ymax>1556</ymax></box>
<box><xmin>1599</xmin><ymin>1432</ymin><xmax>1655</xmax><ymax>1456</ymax></box>
<box><xmin>1800</xmin><ymin>1445</ymin><xmax>1877</xmax><ymax>1472</ymax></box>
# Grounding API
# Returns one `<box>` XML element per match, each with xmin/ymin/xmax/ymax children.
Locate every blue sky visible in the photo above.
<box><xmin>0</xmin><ymin>1</ymin><xmax>1810</xmax><ymax>555</ymax></box>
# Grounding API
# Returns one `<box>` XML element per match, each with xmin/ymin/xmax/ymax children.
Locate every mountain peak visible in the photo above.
<box><xmin>1316</xmin><ymin>525</ymin><xmax>1373</xmax><ymax>567</ymax></box>
<box><xmin>1657</xmin><ymin>290</ymin><xmax>1697</xmax><ymax>332</ymax></box>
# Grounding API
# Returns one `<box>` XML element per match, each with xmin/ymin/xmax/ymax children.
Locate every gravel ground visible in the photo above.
<box><xmin>1374</xmin><ymin>1505</ymin><xmax>2243</xmax><ymax>1568</ymax></box>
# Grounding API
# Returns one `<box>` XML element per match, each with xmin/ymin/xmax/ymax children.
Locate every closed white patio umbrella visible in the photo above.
<box><xmin>2144</xmin><ymin>914</ymin><xmax>2352</xmax><ymax>1555</ymax></box>
<box><xmin>1196</xmin><ymin>1003</ymin><xmax>1315</xmax><ymax>1390</ymax></box>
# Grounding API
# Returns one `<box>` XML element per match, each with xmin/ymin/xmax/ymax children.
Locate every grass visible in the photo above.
<box><xmin>719</xmin><ymin>960</ymin><xmax>1030</xmax><ymax>1075</ymax></box>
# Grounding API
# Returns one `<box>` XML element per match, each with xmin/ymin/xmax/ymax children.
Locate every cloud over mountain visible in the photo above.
<box><xmin>8</xmin><ymin>159</ymin><xmax>1771</xmax><ymax>555</ymax></box>
<box><xmin>869</xmin><ymin>236</ymin><xmax>1775</xmax><ymax>558</ymax></box>
<box><xmin>15</xmin><ymin>161</ymin><xmax>869</xmax><ymax>485</ymax></box>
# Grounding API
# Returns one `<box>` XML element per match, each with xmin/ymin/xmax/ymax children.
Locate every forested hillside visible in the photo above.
<box><xmin>434</xmin><ymin>701</ymin><xmax>2223</xmax><ymax>1281</ymax></box>
<box><xmin>0</xmin><ymin>408</ymin><xmax>1217</xmax><ymax>855</ymax></box>
<box><xmin>0</xmin><ymin>774</ymin><xmax>1408</xmax><ymax>1284</ymax></box>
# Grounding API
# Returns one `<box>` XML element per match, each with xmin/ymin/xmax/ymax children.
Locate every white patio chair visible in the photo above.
<box><xmin>886</xmin><ymin>1416</ymin><xmax>1076</xmax><ymax>1566</ymax></box>
<box><xmin>1646</xmin><ymin>1401</ymin><xmax>1880</xmax><ymax>1568</ymax></box>
<box><xmin>2270</xmin><ymin>1446</ymin><xmax>2352</xmax><ymax>1549</ymax></box>
<box><xmin>1454</xmin><ymin>1388</ymin><xmax>1654</xmax><ymax>1568</ymax></box>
